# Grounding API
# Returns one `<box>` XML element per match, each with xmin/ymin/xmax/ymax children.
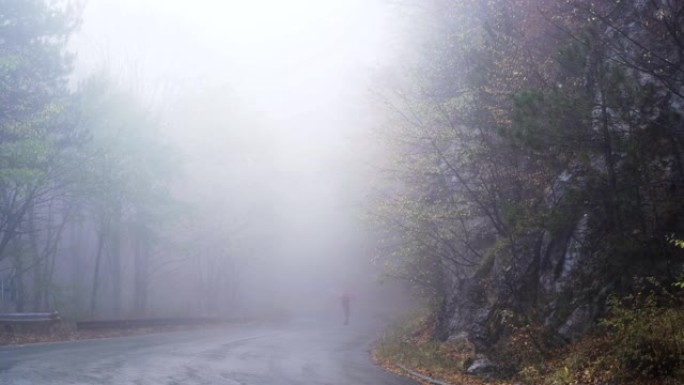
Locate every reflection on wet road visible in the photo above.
<box><xmin>0</xmin><ymin>321</ymin><xmax>417</xmax><ymax>385</ymax></box>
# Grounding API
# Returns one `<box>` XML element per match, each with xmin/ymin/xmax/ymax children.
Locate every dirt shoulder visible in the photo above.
<box><xmin>0</xmin><ymin>322</ymin><xmax>238</xmax><ymax>347</ymax></box>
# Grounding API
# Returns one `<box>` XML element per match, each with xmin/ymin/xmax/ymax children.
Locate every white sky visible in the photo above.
<box><xmin>70</xmin><ymin>0</ymin><xmax>402</xmax><ymax>293</ymax></box>
<box><xmin>70</xmin><ymin>0</ymin><xmax>401</xmax><ymax>192</ymax></box>
<box><xmin>73</xmin><ymin>0</ymin><xmax>394</xmax><ymax>120</ymax></box>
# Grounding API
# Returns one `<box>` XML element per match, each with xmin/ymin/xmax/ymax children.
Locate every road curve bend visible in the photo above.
<box><xmin>0</xmin><ymin>321</ymin><xmax>417</xmax><ymax>385</ymax></box>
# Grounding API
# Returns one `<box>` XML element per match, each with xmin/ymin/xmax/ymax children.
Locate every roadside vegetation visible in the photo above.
<box><xmin>0</xmin><ymin>0</ymin><xmax>281</xmax><ymax>321</ymax></box>
<box><xmin>374</xmin><ymin>311</ymin><xmax>486</xmax><ymax>385</ymax></box>
<box><xmin>371</xmin><ymin>0</ymin><xmax>684</xmax><ymax>382</ymax></box>
<box><xmin>0</xmin><ymin>323</ymin><xmax>201</xmax><ymax>346</ymax></box>
<box><xmin>375</xmin><ymin>281</ymin><xmax>684</xmax><ymax>385</ymax></box>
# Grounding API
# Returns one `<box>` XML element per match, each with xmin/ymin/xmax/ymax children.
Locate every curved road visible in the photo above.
<box><xmin>0</xmin><ymin>320</ymin><xmax>416</xmax><ymax>384</ymax></box>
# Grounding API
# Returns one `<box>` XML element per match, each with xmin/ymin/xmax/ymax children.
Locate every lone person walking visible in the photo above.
<box><xmin>341</xmin><ymin>291</ymin><xmax>351</xmax><ymax>325</ymax></box>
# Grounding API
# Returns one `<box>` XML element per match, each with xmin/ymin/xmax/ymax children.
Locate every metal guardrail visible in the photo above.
<box><xmin>0</xmin><ymin>312</ymin><xmax>61</xmax><ymax>323</ymax></box>
<box><xmin>0</xmin><ymin>314</ymin><xmax>244</xmax><ymax>334</ymax></box>
<box><xmin>0</xmin><ymin>312</ymin><xmax>61</xmax><ymax>334</ymax></box>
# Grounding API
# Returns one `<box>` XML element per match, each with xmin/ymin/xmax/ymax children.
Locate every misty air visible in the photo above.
<box><xmin>1</xmin><ymin>1</ymin><xmax>684</xmax><ymax>384</ymax></box>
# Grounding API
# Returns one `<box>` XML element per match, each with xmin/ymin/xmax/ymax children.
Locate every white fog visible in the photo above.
<box><xmin>63</xmin><ymin>0</ymin><xmax>406</xmax><ymax>321</ymax></box>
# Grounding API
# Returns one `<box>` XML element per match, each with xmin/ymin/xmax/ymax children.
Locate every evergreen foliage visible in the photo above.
<box><xmin>373</xmin><ymin>0</ymin><xmax>684</xmax><ymax>361</ymax></box>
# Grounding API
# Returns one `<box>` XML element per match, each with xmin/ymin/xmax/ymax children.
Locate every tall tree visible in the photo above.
<box><xmin>374</xmin><ymin>0</ymin><xmax>684</xmax><ymax>351</ymax></box>
<box><xmin>74</xmin><ymin>77</ymin><xmax>176</xmax><ymax>317</ymax></box>
<box><xmin>0</xmin><ymin>0</ymin><xmax>80</xmax><ymax>310</ymax></box>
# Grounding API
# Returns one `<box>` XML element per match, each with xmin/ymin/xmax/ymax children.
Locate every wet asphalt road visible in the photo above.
<box><xmin>0</xmin><ymin>320</ymin><xmax>417</xmax><ymax>385</ymax></box>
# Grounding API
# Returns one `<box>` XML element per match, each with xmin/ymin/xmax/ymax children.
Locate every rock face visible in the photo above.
<box><xmin>436</xmin><ymin>278</ymin><xmax>495</xmax><ymax>352</ymax></box>
<box><xmin>536</xmin><ymin>215</ymin><xmax>605</xmax><ymax>342</ymax></box>
<box><xmin>557</xmin><ymin>305</ymin><xmax>595</xmax><ymax>342</ymax></box>
<box><xmin>435</xmin><ymin>212</ymin><xmax>604</xmax><ymax>360</ymax></box>
<box><xmin>432</xmin><ymin>137</ymin><xmax>684</xmax><ymax>380</ymax></box>
<box><xmin>466</xmin><ymin>356</ymin><xmax>496</xmax><ymax>375</ymax></box>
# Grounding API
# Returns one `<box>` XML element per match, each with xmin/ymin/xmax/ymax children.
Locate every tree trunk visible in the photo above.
<box><xmin>90</xmin><ymin>225</ymin><xmax>106</xmax><ymax>317</ymax></box>
<box><xmin>108</xmin><ymin>201</ymin><xmax>122</xmax><ymax>317</ymax></box>
<box><xmin>13</xmin><ymin>254</ymin><xmax>25</xmax><ymax>312</ymax></box>
<box><xmin>599</xmin><ymin>87</ymin><xmax>621</xmax><ymax>231</ymax></box>
<box><xmin>28</xmin><ymin>205</ymin><xmax>45</xmax><ymax>311</ymax></box>
<box><xmin>133</xmin><ymin>226</ymin><xmax>150</xmax><ymax>315</ymax></box>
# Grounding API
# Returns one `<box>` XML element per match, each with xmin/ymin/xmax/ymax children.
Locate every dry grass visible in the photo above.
<box><xmin>373</xmin><ymin>313</ymin><xmax>512</xmax><ymax>385</ymax></box>
<box><xmin>0</xmin><ymin>322</ymin><xmax>230</xmax><ymax>346</ymax></box>
<box><xmin>374</xmin><ymin>308</ymin><xmax>684</xmax><ymax>385</ymax></box>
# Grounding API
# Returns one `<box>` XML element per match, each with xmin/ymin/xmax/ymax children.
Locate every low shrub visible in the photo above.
<box><xmin>601</xmin><ymin>278</ymin><xmax>684</xmax><ymax>380</ymax></box>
